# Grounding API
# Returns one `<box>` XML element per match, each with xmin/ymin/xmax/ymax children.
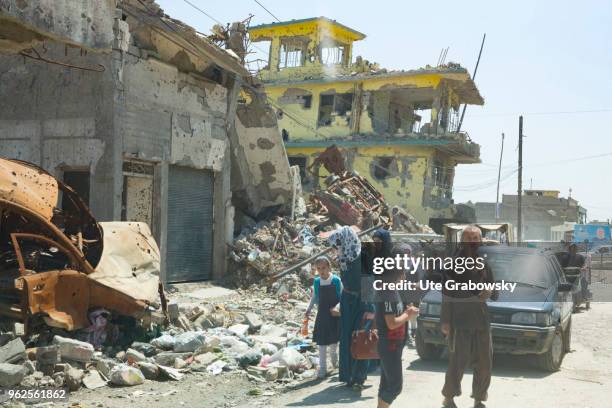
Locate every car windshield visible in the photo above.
<box><xmin>486</xmin><ymin>252</ymin><xmax>556</xmax><ymax>289</ymax></box>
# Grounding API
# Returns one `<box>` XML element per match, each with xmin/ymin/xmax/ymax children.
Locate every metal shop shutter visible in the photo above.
<box><xmin>166</xmin><ymin>165</ymin><xmax>214</xmax><ymax>282</ymax></box>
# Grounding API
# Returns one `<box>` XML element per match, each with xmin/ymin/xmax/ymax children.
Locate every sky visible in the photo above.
<box><xmin>157</xmin><ymin>0</ymin><xmax>612</xmax><ymax>221</ymax></box>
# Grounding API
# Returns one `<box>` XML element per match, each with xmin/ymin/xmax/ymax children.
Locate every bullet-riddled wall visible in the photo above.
<box><xmin>0</xmin><ymin>0</ymin><xmax>251</xmax><ymax>281</ymax></box>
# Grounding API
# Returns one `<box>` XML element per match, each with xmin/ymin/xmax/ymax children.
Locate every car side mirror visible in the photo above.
<box><xmin>558</xmin><ymin>282</ymin><xmax>573</xmax><ymax>292</ymax></box>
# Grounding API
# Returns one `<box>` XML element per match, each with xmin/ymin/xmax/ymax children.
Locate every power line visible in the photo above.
<box><xmin>253</xmin><ymin>0</ymin><xmax>282</xmax><ymax>22</ymax></box>
<box><xmin>135</xmin><ymin>1</ymin><xmax>608</xmax><ymax>202</ymax></box>
<box><xmin>181</xmin><ymin>0</ymin><xmax>223</xmax><ymax>25</ymax></box>
<box><xmin>526</xmin><ymin>151</ymin><xmax>612</xmax><ymax>168</ymax></box>
<box><xmin>470</xmin><ymin>108</ymin><xmax>612</xmax><ymax>118</ymax></box>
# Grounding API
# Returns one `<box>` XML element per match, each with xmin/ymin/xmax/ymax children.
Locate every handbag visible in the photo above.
<box><xmin>350</xmin><ymin>318</ymin><xmax>379</xmax><ymax>360</ymax></box>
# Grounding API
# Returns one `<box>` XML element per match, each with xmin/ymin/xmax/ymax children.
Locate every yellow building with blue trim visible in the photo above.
<box><xmin>248</xmin><ymin>17</ymin><xmax>484</xmax><ymax>227</ymax></box>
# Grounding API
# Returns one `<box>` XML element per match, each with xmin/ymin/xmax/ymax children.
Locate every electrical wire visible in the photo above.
<box><xmin>470</xmin><ymin>109</ymin><xmax>612</xmax><ymax>118</ymax></box>
<box><xmin>253</xmin><ymin>0</ymin><xmax>282</xmax><ymax>22</ymax></box>
<box><xmin>181</xmin><ymin>0</ymin><xmax>224</xmax><ymax>25</ymax></box>
<box><xmin>131</xmin><ymin>2</ymin><xmax>610</xmax><ymax>203</ymax></box>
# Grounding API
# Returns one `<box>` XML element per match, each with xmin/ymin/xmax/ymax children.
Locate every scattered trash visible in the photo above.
<box><xmin>207</xmin><ymin>360</ymin><xmax>227</xmax><ymax>375</ymax></box>
<box><xmin>173</xmin><ymin>331</ymin><xmax>206</xmax><ymax>352</ymax></box>
<box><xmin>109</xmin><ymin>364</ymin><xmax>145</xmax><ymax>386</ymax></box>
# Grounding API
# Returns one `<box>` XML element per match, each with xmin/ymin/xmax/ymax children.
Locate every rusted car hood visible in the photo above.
<box><xmin>0</xmin><ymin>159</ymin><xmax>59</xmax><ymax>220</ymax></box>
<box><xmin>90</xmin><ymin>222</ymin><xmax>161</xmax><ymax>305</ymax></box>
<box><xmin>0</xmin><ymin>158</ymin><xmax>162</xmax><ymax>333</ymax></box>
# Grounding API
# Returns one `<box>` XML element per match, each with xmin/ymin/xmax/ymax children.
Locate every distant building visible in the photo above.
<box><xmin>248</xmin><ymin>17</ymin><xmax>484</xmax><ymax>227</ymax></box>
<box><xmin>471</xmin><ymin>190</ymin><xmax>587</xmax><ymax>241</ymax></box>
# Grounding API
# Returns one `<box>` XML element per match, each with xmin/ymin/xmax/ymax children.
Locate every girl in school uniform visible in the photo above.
<box><xmin>305</xmin><ymin>255</ymin><xmax>343</xmax><ymax>379</ymax></box>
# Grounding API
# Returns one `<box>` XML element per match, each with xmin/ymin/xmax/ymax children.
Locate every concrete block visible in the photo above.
<box><xmin>52</xmin><ymin>336</ymin><xmax>94</xmax><ymax>363</ymax></box>
<box><xmin>0</xmin><ymin>338</ymin><xmax>26</xmax><ymax>364</ymax></box>
<box><xmin>0</xmin><ymin>363</ymin><xmax>26</xmax><ymax>387</ymax></box>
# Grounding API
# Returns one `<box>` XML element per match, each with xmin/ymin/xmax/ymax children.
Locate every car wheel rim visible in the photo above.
<box><xmin>552</xmin><ymin>332</ymin><xmax>563</xmax><ymax>365</ymax></box>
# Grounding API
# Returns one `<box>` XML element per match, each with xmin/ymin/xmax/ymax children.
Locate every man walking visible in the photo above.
<box><xmin>441</xmin><ymin>226</ymin><xmax>498</xmax><ymax>408</ymax></box>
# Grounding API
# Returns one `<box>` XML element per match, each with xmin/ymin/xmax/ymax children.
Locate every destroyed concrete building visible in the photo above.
<box><xmin>470</xmin><ymin>189</ymin><xmax>588</xmax><ymax>241</ymax></box>
<box><xmin>248</xmin><ymin>17</ymin><xmax>484</xmax><ymax>229</ymax></box>
<box><xmin>0</xmin><ymin>0</ymin><xmax>293</xmax><ymax>282</ymax></box>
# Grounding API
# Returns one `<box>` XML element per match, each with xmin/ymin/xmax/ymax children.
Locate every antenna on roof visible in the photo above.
<box><xmin>456</xmin><ymin>33</ymin><xmax>486</xmax><ymax>134</ymax></box>
<box><xmin>436</xmin><ymin>48</ymin><xmax>444</xmax><ymax>66</ymax></box>
<box><xmin>436</xmin><ymin>46</ymin><xmax>450</xmax><ymax>66</ymax></box>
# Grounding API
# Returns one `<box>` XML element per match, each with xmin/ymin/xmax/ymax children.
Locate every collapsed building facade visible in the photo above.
<box><xmin>0</xmin><ymin>0</ymin><xmax>293</xmax><ymax>282</ymax></box>
<box><xmin>248</xmin><ymin>17</ymin><xmax>484</xmax><ymax>230</ymax></box>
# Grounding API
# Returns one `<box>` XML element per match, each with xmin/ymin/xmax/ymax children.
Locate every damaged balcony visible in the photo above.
<box><xmin>282</xmin><ymin>68</ymin><xmax>483</xmax><ymax>164</ymax></box>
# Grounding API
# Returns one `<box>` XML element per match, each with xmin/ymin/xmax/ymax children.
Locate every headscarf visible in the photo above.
<box><xmin>372</xmin><ymin>228</ymin><xmax>393</xmax><ymax>258</ymax></box>
<box><xmin>328</xmin><ymin>226</ymin><xmax>361</xmax><ymax>270</ymax></box>
<box><xmin>393</xmin><ymin>242</ymin><xmax>412</xmax><ymax>256</ymax></box>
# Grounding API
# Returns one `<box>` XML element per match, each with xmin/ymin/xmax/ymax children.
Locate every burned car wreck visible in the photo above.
<box><xmin>0</xmin><ymin>159</ymin><xmax>164</xmax><ymax>335</ymax></box>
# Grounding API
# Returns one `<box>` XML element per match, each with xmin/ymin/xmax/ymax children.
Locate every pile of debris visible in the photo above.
<box><xmin>311</xmin><ymin>171</ymin><xmax>390</xmax><ymax>228</ymax></box>
<box><xmin>0</xmin><ymin>286</ymin><xmax>322</xmax><ymax>394</ymax></box>
<box><xmin>229</xmin><ymin>147</ymin><xmax>433</xmax><ymax>286</ymax></box>
<box><xmin>229</xmin><ymin>213</ymin><xmax>331</xmax><ymax>287</ymax></box>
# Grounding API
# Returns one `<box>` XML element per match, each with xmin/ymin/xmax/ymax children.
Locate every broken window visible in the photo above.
<box><xmin>301</xmin><ymin>95</ymin><xmax>312</xmax><ymax>109</ymax></box>
<box><xmin>288</xmin><ymin>156</ymin><xmax>307</xmax><ymax>181</ymax></box>
<box><xmin>320</xmin><ymin>44</ymin><xmax>346</xmax><ymax>65</ymax></box>
<box><xmin>432</xmin><ymin>162</ymin><xmax>453</xmax><ymax>188</ymax></box>
<box><xmin>335</xmin><ymin>93</ymin><xmax>353</xmax><ymax>116</ymax></box>
<box><xmin>372</xmin><ymin>157</ymin><xmax>397</xmax><ymax>180</ymax></box>
<box><xmin>278</xmin><ymin>90</ymin><xmax>312</xmax><ymax>109</ymax></box>
<box><xmin>62</xmin><ymin>169</ymin><xmax>90</xmax><ymax>210</ymax></box>
<box><xmin>278</xmin><ymin>39</ymin><xmax>306</xmax><ymax>69</ymax></box>
<box><xmin>318</xmin><ymin>94</ymin><xmax>335</xmax><ymax>126</ymax></box>
<box><xmin>318</xmin><ymin>93</ymin><xmax>354</xmax><ymax>127</ymax></box>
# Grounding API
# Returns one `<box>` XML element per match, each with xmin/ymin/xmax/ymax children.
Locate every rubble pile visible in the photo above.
<box><xmin>0</xmin><ymin>288</ymin><xmax>323</xmax><ymax>395</ymax></box>
<box><xmin>229</xmin><ymin>214</ymin><xmax>332</xmax><ymax>287</ymax></box>
<box><xmin>229</xmin><ymin>167</ymin><xmax>433</xmax><ymax>286</ymax></box>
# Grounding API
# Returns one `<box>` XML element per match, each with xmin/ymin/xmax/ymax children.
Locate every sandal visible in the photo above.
<box><xmin>442</xmin><ymin>399</ymin><xmax>458</xmax><ymax>408</ymax></box>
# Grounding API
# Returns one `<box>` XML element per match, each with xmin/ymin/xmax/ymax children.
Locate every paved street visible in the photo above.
<box><xmin>259</xmin><ymin>301</ymin><xmax>612</xmax><ymax>408</ymax></box>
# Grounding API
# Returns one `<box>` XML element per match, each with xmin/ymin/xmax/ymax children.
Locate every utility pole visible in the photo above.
<box><xmin>517</xmin><ymin>116</ymin><xmax>524</xmax><ymax>242</ymax></box>
<box><xmin>495</xmin><ymin>132</ymin><xmax>505</xmax><ymax>221</ymax></box>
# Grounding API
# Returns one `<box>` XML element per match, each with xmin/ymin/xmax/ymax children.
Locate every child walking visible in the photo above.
<box><xmin>305</xmin><ymin>255</ymin><xmax>343</xmax><ymax>379</ymax></box>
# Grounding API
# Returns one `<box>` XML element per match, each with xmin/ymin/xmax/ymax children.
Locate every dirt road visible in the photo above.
<box><xmin>254</xmin><ymin>301</ymin><xmax>612</xmax><ymax>408</ymax></box>
<box><xmin>63</xmin><ymin>299</ymin><xmax>611</xmax><ymax>408</ymax></box>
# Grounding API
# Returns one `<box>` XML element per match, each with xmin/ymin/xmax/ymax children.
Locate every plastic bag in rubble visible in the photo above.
<box><xmin>151</xmin><ymin>334</ymin><xmax>175</xmax><ymax>350</ymax></box>
<box><xmin>237</xmin><ymin>350</ymin><xmax>262</xmax><ymax>367</ymax></box>
<box><xmin>109</xmin><ymin>364</ymin><xmax>145</xmax><ymax>386</ymax></box>
<box><xmin>247</xmin><ymin>249</ymin><xmax>260</xmax><ymax>262</ymax></box>
<box><xmin>298</xmin><ymin>226</ymin><xmax>315</xmax><ymax>246</ymax></box>
<box><xmin>268</xmin><ymin>348</ymin><xmax>311</xmax><ymax>372</ymax></box>
<box><xmin>173</xmin><ymin>331</ymin><xmax>206</xmax><ymax>352</ymax></box>
<box><xmin>207</xmin><ymin>360</ymin><xmax>227</xmax><ymax>375</ymax></box>
<box><xmin>219</xmin><ymin>336</ymin><xmax>250</xmax><ymax>356</ymax></box>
